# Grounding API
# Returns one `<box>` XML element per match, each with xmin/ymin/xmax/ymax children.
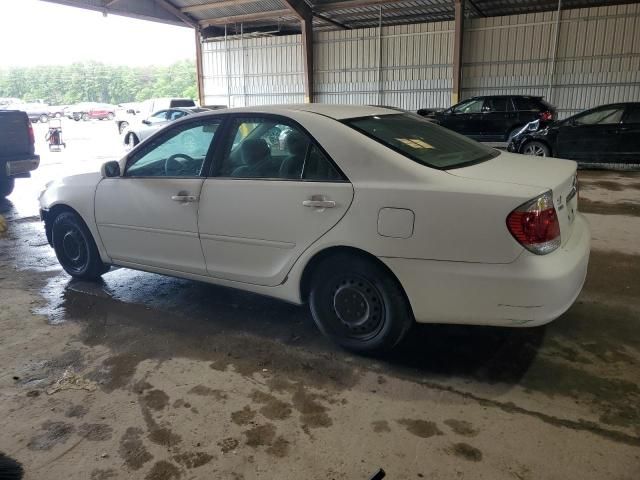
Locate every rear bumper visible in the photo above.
<box><xmin>381</xmin><ymin>214</ymin><xmax>590</xmax><ymax>327</ymax></box>
<box><xmin>4</xmin><ymin>155</ymin><xmax>40</xmax><ymax>177</ymax></box>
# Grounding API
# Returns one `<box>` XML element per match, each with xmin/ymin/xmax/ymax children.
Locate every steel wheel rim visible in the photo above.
<box><xmin>330</xmin><ymin>276</ymin><xmax>385</xmax><ymax>340</ymax></box>
<box><xmin>61</xmin><ymin>227</ymin><xmax>88</xmax><ymax>273</ymax></box>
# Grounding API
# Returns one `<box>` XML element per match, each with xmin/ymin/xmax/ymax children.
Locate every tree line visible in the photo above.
<box><xmin>0</xmin><ymin>60</ymin><xmax>197</xmax><ymax>105</ymax></box>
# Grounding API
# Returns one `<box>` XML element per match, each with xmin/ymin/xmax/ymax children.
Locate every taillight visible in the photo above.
<box><xmin>539</xmin><ymin>111</ymin><xmax>553</xmax><ymax>122</ymax></box>
<box><xmin>507</xmin><ymin>191</ymin><xmax>561</xmax><ymax>255</ymax></box>
<box><xmin>27</xmin><ymin>120</ymin><xmax>35</xmax><ymax>145</ymax></box>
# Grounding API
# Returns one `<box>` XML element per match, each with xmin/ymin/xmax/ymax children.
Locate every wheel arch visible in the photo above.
<box><xmin>299</xmin><ymin>245</ymin><xmax>414</xmax><ymax>318</ymax></box>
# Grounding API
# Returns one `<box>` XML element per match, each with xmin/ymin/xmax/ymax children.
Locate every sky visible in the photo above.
<box><xmin>0</xmin><ymin>0</ymin><xmax>196</xmax><ymax>67</ymax></box>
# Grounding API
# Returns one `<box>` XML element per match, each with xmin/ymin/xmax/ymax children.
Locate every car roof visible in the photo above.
<box><xmin>196</xmin><ymin>104</ymin><xmax>401</xmax><ymax>120</ymax></box>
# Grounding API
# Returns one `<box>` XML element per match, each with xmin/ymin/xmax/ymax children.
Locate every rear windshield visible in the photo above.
<box><xmin>344</xmin><ymin>113</ymin><xmax>499</xmax><ymax>169</ymax></box>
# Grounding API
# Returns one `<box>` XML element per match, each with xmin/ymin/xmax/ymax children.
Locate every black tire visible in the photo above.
<box><xmin>309</xmin><ymin>253</ymin><xmax>413</xmax><ymax>353</ymax></box>
<box><xmin>107</xmin><ymin>112</ymin><xmax>115</xmax><ymax>120</ymax></box>
<box><xmin>521</xmin><ymin>140</ymin><xmax>550</xmax><ymax>157</ymax></box>
<box><xmin>0</xmin><ymin>177</ymin><xmax>15</xmax><ymax>197</ymax></box>
<box><xmin>126</xmin><ymin>133</ymin><xmax>139</xmax><ymax>149</ymax></box>
<box><xmin>51</xmin><ymin>211</ymin><xmax>109</xmax><ymax>280</ymax></box>
<box><xmin>118</xmin><ymin>121</ymin><xmax>129</xmax><ymax>134</ymax></box>
<box><xmin>82</xmin><ymin>113</ymin><xmax>90</xmax><ymax>121</ymax></box>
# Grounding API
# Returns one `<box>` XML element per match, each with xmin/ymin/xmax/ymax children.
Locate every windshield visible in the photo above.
<box><xmin>344</xmin><ymin>113</ymin><xmax>499</xmax><ymax>169</ymax></box>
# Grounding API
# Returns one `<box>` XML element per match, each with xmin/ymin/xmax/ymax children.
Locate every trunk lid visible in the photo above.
<box><xmin>0</xmin><ymin>110</ymin><xmax>34</xmax><ymax>160</ymax></box>
<box><xmin>450</xmin><ymin>152</ymin><xmax>578</xmax><ymax>246</ymax></box>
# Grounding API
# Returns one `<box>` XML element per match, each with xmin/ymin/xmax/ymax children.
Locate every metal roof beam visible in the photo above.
<box><xmin>181</xmin><ymin>0</ymin><xmax>261</xmax><ymax>14</ymax></box>
<box><xmin>316</xmin><ymin>0</ymin><xmax>413</xmax><ymax>12</ymax></box>
<box><xmin>282</xmin><ymin>0</ymin><xmax>313</xmax><ymax>20</ymax></box>
<box><xmin>153</xmin><ymin>0</ymin><xmax>198</xmax><ymax>28</ymax></box>
<box><xmin>199</xmin><ymin>9</ymin><xmax>294</xmax><ymax>27</ymax></box>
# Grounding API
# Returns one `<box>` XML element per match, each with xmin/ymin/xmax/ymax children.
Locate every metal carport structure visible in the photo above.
<box><xmin>40</xmin><ymin>0</ymin><xmax>640</xmax><ymax>116</ymax></box>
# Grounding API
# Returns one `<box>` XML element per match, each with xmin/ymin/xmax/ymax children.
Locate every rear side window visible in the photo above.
<box><xmin>486</xmin><ymin>98</ymin><xmax>511</xmax><ymax>112</ymax></box>
<box><xmin>623</xmin><ymin>106</ymin><xmax>640</xmax><ymax>124</ymax></box>
<box><xmin>345</xmin><ymin>113</ymin><xmax>499</xmax><ymax>169</ymax></box>
<box><xmin>512</xmin><ymin>97</ymin><xmax>538</xmax><ymax>111</ymax></box>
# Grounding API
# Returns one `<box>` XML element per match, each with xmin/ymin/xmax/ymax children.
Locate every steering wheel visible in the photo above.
<box><xmin>165</xmin><ymin>153</ymin><xmax>195</xmax><ymax>176</ymax></box>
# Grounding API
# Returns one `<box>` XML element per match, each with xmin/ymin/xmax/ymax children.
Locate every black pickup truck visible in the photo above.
<box><xmin>0</xmin><ymin>110</ymin><xmax>40</xmax><ymax>197</ymax></box>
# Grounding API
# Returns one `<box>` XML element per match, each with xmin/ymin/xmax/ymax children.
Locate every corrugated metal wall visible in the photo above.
<box><xmin>201</xmin><ymin>4</ymin><xmax>640</xmax><ymax>117</ymax></box>
<box><xmin>463</xmin><ymin>3</ymin><xmax>640</xmax><ymax>117</ymax></box>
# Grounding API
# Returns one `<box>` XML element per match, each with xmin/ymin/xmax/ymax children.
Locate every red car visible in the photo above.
<box><xmin>67</xmin><ymin>103</ymin><xmax>115</xmax><ymax>121</ymax></box>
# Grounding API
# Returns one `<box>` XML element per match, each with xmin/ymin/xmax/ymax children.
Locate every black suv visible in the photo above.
<box><xmin>418</xmin><ymin>95</ymin><xmax>556</xmax><ymax>142</ymax></box>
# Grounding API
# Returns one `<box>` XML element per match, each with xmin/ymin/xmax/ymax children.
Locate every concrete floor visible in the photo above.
<box><xmin>0</xmin><ymin>121</ymin><xmax>639</xmax><ymax>479</ymax></box>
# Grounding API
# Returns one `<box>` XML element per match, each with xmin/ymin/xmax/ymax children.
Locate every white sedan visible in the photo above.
<box><xmin>39</xmin><ymin>104</ymin><xmax>590</xmax><ymax>352</ymax></box>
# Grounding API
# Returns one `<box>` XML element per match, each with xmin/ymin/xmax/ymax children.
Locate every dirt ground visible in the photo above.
<box><xmin>0</xmin><ymin>122</ymin><xmax>639</xmax><ymax>479</ymax></box>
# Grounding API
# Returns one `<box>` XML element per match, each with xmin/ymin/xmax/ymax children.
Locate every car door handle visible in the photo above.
<box><xmin>303</xmin><ymin>198</ymin><xmax>336</xmax><ymax>209</ymax></box>
<box><xmin>171</xmin><ymin>194</ymin><xmax>199</xmax><ymax>203</ymax></box>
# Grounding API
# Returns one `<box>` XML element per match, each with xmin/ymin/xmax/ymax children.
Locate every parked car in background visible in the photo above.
<box><xmin>122</xmin><ymin>107</ymin><xmax>210</xmax><ymax>148</ymax></box>
<box><xmin>66</xmin><ymin>102</ymin><xmax>115</xmax><ymax>121</ymax></box>
<box><xmin>115</xmin><ymin>98</ymin><xmax>197</xmax><ymax>135</ymax></box>
<box><xmin>10</xmin><ymin>103</ymin><xmax>51</xmax><ymax>123</ymax></box>
<box><xmin>39</xmin><ymin>104</ymin><xmax>589</xmax><ymax>353</ymax></box>
<box><xmin>508</xmin><ymin>102</ymin><xmax>640</xmax><ymax>166</ymax></box>
<box><xmin>47</xmin><ymin>105</ymin><xmax>67</xmax><ymax>118</ymax></box>
<box><xmin>0</xmin><ymin>110</ymin><xmax>40</xmax><ymax>197</ymax></box>
<box><xmin>419</xmin><ymin>95</ymin><xmax>556</xmax><ymax>143</ymax></box>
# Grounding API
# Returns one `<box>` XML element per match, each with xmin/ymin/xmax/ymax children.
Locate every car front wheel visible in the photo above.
<box><xmin>309</xmin><ymin>253</ymin><xmax>413</xmax><ymax>353</ymax></box>
<box><xmin>0</xmin><ymin>177</ymin><xmax>15</xmax><ymax>198</ymax></box>
<box><xmin>51</xmin><ymin>211</ymin><xmax>109</xmax><ymax>280</ymax></box>
<box><xmin>521</xmin><ymin>140</ymin><xmax>550</xmax><ymax>157</ymax></box>
<box><xmin>126</xmin><ymin>133</ymin><xmax>139</xmax><ymax>149</ymax></box>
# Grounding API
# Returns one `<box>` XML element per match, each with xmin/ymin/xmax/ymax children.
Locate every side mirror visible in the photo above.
<box><xmin>142</xmin><ymin>119</ymin><xmax>151</xmax><ymax>125</ymax></box>
<box><xmin>101</xmin><ymin>160</ymin><xmax>121</xmax><ymax>178</ymax></box>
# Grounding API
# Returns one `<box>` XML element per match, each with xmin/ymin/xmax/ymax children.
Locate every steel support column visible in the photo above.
<box><xmin>452</xmin><ymin>0</ymin><xmax>465</xmax><ymax>105</ymax></box>
<box><xmin>195</xmin><ymin>29</ymin><xmax>205</xmax><ymax>106</ymax></box>
<box><xmin>301</xmin><ymin>16</ymin><xmax>314</xmax><ymax>103</ymax></box>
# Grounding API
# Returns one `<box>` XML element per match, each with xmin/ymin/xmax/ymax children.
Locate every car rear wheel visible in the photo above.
<box><xmin>39</xmin><ymin>114</ymin><xmax>49</xmax><ymax>123</ymax></box>
<box><xmin>0</xmin><ymin>177</ymin><xmax>15</xmax><ymax>198</ymax></box>
<box><xmin>51</xmin><ymin>211</ymin><xmax>109</xmax><ymax>280</ymax></box>
<box><xmin>309</xmin><ymin>253</ymin><xmax>413</xmax><ymax>353</ymax></box>
<box><xmin>521</xmin><ymin>140</ymin><xmax>550</xmax><ymax>157</ymax></box>
<box><xmin>126</xmin><ymin>133</ymin><xmax>139</xmax><ymax>149</ymax></box>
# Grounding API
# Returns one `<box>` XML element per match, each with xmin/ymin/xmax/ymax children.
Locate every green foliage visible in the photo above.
<box><xmin>0</xmin><ymin>60</ymin><xmax>197</xmax><ymax>105</ymax></box>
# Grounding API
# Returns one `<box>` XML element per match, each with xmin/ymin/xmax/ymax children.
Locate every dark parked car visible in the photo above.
<box><xmin>508</xmin><ymin>102</ymin><xmax>640</xmax><ymax>166</ymax></box>
<box><xmin>419</xmin><ymin>95</ymin><xmax>555</xmax><ymax>142</ymax></box>
<box><xmin>0</xmin><ymin>110</ymin><xmax>40</xmax><ymax>197</ymax></box>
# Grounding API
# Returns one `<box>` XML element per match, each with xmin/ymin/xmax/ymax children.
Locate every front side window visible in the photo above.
<box><xmin>126</xmin><ymin>120</ymin><xmax>221</xmax><ymax>177</ymax></box>
<box><xmin>149</xmin><ymin>110</ymin><xmax>169</xmax><ymax>123</ymax></box>
<box><xmin>168</xmin><ymin>110</ymin><xmax>188</xmax><ymax>121</ymax></box>
<box><xmin>345</xmin><ymin>113</ymin><xmax>499</xmax><ymax>169</ymax></box>
<box><xmin>573</xmin><ymin>107</ymin><xmax>624</xmax><ymax>125</ymax></box>
<box><xmin>218</xmin><ymin>117</ymin><xmax>343</xmax><ymax>181</ymax></box>
<box><xmin>452</xmin><ymin>99</ymin><xmax>484</xmax><ymax>114</ymax></box>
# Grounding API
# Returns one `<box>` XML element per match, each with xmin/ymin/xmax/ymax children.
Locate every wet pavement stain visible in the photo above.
<box><xmin>218</xmin><ymin>437</ymin><xmax>239</xmax><ymax>453</ymax></box>
<box><xmin>118</xmin><ymin>427</ymin><xmax>153</xmax><ymax>470</ymax></box>
<box><xmin>249</xmin><ymin>390</ymin><xmax>293</xmax><ymax>421</ymax></box>
<box><xmin>78</xmin><ymin>423</ymin><xmax>113</xmax><ymax>441</ymax></box>
<box><xmin>172</xmin><ymin>452</ymin><xmax>215</xmax><ymax>469</ymax></box>
<box><xmin>187</xmin><ymin>385</ymin><xmax>227</xmax><ymax>400</ymax></box>
<box><xmin>145</xmin><ymin>460</ymin><xmax>181</xmax><ymax>480</ymax></box>
<box><xmin>266</xmin><ymin>436</ymin><xmax>290</xmax><ymax>458</ymax></box>
<box><xmin>143</xmin><ymin>389</ymin><xmax>170</xmax><ymax>411</ymax></box>
<box><xmin>444</xmin><ymin>419</ymin><xmax>478</xmax><ymax>437</ymax></box>
<box><xmin>91</xmin><ymin>469</ymin><xmax>117</xmax><ymax>480</ymax></box>
<box><xmin>65</xmin><ymin>404</ymin><xmax>89</xmax><ymax>418</ymax></box>
<box><xmin>243</xmin><ymin>423</ymin><xmax>277</xmax><ymax>447</ymax></box>
<box><xmin>231</xmin><ymin>406</ymin><xmax>257</xmax><ymax>426</ymax></box>
<box><xmin>27</xmin><ymin>421</ymin><xmax>75</xmax><ymax>451</ymax></box>
<box><xmin>579</xmin><ymin>198</ymin><xmax>640</xmax><ymax>217</ymax></box>
<box><xmin>449</xmin><ymin>442</ymin><xmax>483</xmax><ymax>462</ymax></box>
<box><xmin>372</xmin><ymin>420</ymin><xmax>391</xmax><ymax>433</ymax></box>
<box><xmin>397</xmin><ymin>419</ymin><xmax>443</xmax><ymax>439</ymax></box>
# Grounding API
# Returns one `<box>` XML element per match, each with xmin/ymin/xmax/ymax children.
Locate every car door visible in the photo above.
<box><xmin>481</xmin><ymin>97</ymin><xmax>516</xmax><ymax>141</ymax></box>
<box><xmin>95</xmin><ymin>117</ymin><xmax>223</xmax><ymax>274</ymax></box>
<box><xmin>619</xmin><ymin>105</ymin><xmax>640</xmax><ymax>164</ymax></box>
<box><xmin>198</xmin><ymin>115</ymin><xmax>354</xmax><ymax>286</ymax></box>
<box><xmin>555</xmin><ymin>105</ymin><xmax>625</xmax><ymax>162</ymax></box>
<box><xmin>138</xmin><ymin>110</ymin><xmax>170</xmax><ymax>141</ymax></box>
<box><xmin>442</xmin><ymin>98</ymin><xmax>485</xmax><ymax>139</ymax></box>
